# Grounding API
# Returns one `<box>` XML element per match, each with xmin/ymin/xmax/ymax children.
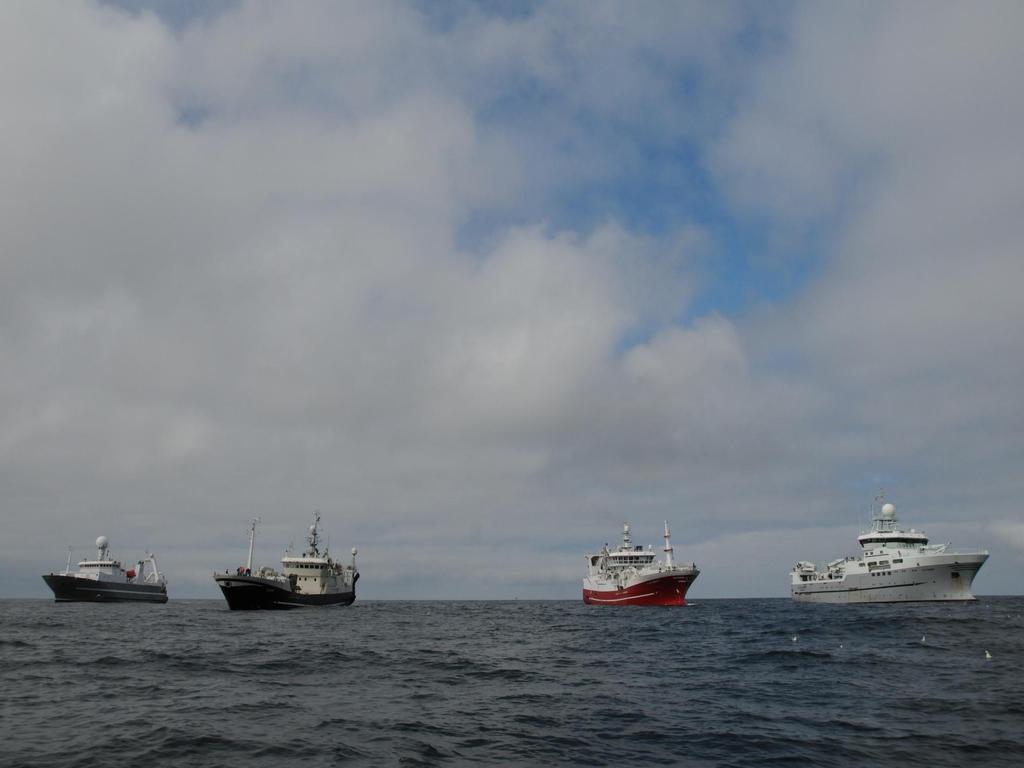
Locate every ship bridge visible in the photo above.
<box><xmin>857</xmin><ymin>502</ymin><xmax>929</xmax><ymax>549</ymax></box>
<box><xmin>601</xmin><ymin>548</ymin><xmax>656</xmax><ymax>569</ymax></box>
<box><xmin>587</xmin><ymin>523</ymin><xmax>663</xmax><ymax>570</ymax></box>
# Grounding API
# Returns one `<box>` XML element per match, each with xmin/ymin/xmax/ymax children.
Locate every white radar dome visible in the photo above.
<box><xmin>351</xmin><ymin>548</ymin><xmax>358</xmax><ymax>556</ymax></box>
<box><xmin>881</xmin><ymin>503</ymin><xmax>896</xmax><ymax>519</ymax></box>
<box><xmin>96</xmin><ymin>535</ymin><xmax>109</xmax><ymax>549</ymax></box>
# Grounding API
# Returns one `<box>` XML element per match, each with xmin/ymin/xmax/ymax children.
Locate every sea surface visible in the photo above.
<box><xmin>2</xmin><ymin>597</ymin><xmax>1022</xmax><ymax>767</ymax></box>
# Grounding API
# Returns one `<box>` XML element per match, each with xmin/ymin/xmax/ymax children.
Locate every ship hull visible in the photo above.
<box><xmin>42</xmin><ymin>574</ymin><xmax>168</xmax><ymax>603</ymax></box>
<box><xmin>583</xmin><ymin>572</ymin><xmax>698</xmax><ymax>606</ymax></box>
<box><xmin>214</xmin><ymin>573</ymin><xmax>356</xmax><ymax>610</ymax></box>
<box><xmin>792</xmin><ymin>554</ymin><xmax>987</xmax><ymax>603</ymax></box>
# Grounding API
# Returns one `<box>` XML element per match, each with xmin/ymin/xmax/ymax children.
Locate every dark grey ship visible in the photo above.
<box><xmin>43</xmin><ymin>536</ymin><xmax>168</xmax><ymax>603</ymax></box>
<box><xmin>214</xmin><ymin>514</ymin><xmax>358</xmax><ymax>610</ymax></box>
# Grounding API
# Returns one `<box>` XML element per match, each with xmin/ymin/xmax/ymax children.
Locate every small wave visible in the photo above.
<box><xmin>465</xmin><ymin>666</ymin><xmax>532</xmax><ymax>682</ymax></box>
<box><xmin>495</xmin><ymin>692</ymin><xmax>557</xmax><ymax>704</ymax></box>
<box><xmin>392</xmin><ymin>720</ymin><xmax>462</xmax><ymax>738</ymax></box>
<box><xmin>0</xmin><ymin>638</ymin><xmax>35</xmax><ymax>649</ymax></box>
<box><xmin>145</xmin><ymin>732</ymin><xmax>250</xmax><ymax>759</ymax></box>
<box><xmin>735</xmin><ymin>649</ymin><xmax>835</xmax><ymax>663</ymax></box>
<box><xmin>397</xmin><ymin>740</ymin><xmax>455</xmax><ymax>766</ymax></box>
<box><xmin>455</xmin><ymin>736</ymin><xmax>496</xmax><ymax>749</ymax></box>
<box><xmin>823</xmin><ymin>717</ymin><xmax>887</xmax><ymax>734</ymax></box>
<box><xmin>88</xmin><ymin>654</ymin><xmax>134</xmax><ymax>666</ymax></box>
<box><xmin>591</xmin><ymin>708</ymin><xmax>647</xmax><ymax>723</ymax></box>
<box><xmin>511</xmin><ymin>713</ymin><xmax>559</xmax><ymax>728</ymax></box>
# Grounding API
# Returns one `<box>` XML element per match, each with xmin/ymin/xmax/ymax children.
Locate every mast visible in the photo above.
<box><xmin>663</xmin><ymin>521</ymin><xmax>674</xmax><ymax>568</ymax></box>
<box><xmin>246</xmin><ymin>517</ymin><xmax>260</xmax><ymax>572</ymax></box>
<box><xmin>307</xmin><ymin>511</ymin><xmax>321</xmax><ymax>555</ymax></box>
<box><xmin>65</xmin><ymin>546</ymin><xmax>73</xmax><ymax>575</ymax></box>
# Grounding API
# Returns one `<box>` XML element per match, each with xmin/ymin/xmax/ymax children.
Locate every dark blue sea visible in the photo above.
<box><xmin>2</xmin><ymin>597</ymin><xmax>1022</xmax><ymax>767</ymax></box>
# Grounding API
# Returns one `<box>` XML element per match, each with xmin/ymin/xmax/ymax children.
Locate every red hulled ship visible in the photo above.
<box><xmin>583</xmin><ymin>522</ymin><xmax>699</xmax><ymax>606</ymax></box>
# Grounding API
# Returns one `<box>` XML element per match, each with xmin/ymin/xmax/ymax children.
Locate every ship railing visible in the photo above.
<box><xmin>923</xmin><ymin>544</ymin><xmax>988</xmax><ymax>556</ymax></box>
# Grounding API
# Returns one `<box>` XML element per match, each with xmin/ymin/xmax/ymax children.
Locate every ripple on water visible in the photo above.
<box><xmin>1</xmin><ymin>597</ymin><xmax>1022</xmax><ymax>767</ymax></box>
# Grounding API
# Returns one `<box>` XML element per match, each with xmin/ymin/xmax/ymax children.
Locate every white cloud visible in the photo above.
<box><xmin>713</xmin><ymin>1</ymin><xmax>1024</xmax><ymax>512</ymax></box>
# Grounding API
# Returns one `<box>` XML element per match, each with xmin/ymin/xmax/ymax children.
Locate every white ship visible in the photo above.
<box><xmin>791</xmin><ymin>498</ymin><xmax>988</xmax><ymax>603</ymax></box>
<box><xmin>583</xmin><ymin>522</ymin><xmax>699</xmax><ymax>606</ymax></box>
<box><xmin>43</xmin><ymin>536</ymin><xmax>168</xmax><ymax>603</ymax></box>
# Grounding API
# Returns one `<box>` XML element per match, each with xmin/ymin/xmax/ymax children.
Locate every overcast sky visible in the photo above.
<box><xmin>2</xmin><ymin>1</ymin><xmax>1022</xmax><ymax>599</ymax></box>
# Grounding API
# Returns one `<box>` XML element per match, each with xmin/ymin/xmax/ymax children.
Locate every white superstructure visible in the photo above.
<box><xmin>61</xmin><ymin>536</ymin><xmax>166</xmax><ymax>587</ymax></box>
<box><xmin>791</xmin><ymin>498</ymin><xmax>988</xmax><ymax>603</ymax></box>
<box><xmin>277</xmin><ymin>512</ymin><xmax>358</xmax><ymax>596</ymax></box>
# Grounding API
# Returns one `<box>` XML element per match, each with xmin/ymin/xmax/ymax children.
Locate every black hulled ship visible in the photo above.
<box><xmin>43</xmin><ymin>536</ymin><xmax>168</xmax><ymax>603</ymax></box>
<box><xmin>214</xmin><ymin>513</ymin><xmax>358</xmax><ymax>610</ymax></box>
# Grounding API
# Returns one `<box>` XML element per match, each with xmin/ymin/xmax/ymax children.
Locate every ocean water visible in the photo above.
<box><xmin>2</xmin><ymin>597</ymin><xmax>1022</xmax><ymax>767</ymax></box>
